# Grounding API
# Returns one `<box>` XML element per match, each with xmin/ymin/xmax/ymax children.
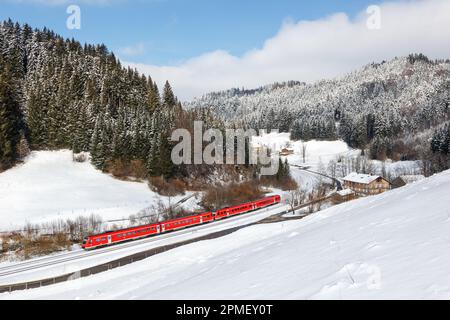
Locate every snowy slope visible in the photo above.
<box><xmin>186</xmin><ymin>56</ymin><xmax>450</xmax><ymax>131</ymax></box>
<box><xmin>3</xmin><ymin>170</ymin><xmax>450</xmax><ymax>300</ymax></box>
<box><xmin>252</xmin><ymin>132</ymin><xmax>353</xmax><ymax>166</ymax></box>
<box><xmin>0</xmin><ymin>151</ymin><xmax>198</xmax><ymax>231</ymax></box>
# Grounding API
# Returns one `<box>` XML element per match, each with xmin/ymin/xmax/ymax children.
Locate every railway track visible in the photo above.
<box><xmin>0</xmin><ymin>203</ymin><xmax>288</xmax><ymax>287</ymax></box>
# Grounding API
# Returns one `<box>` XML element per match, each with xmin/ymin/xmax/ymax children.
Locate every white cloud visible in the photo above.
<box><xmin>125</xmin><ymin>0</ymin><xmax>450</xmax><ymax>101</ymax></box>
<box><xmin>118</xmin><ymin>42</ymin><xmax>146</xmax><ymax>57</ymax></box>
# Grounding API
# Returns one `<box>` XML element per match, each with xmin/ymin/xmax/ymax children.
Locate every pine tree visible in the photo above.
<box><xmin>147</xmin><ymin>132</ymin><xmax>161</xmax><ymax>177</ymax></box>
<box><xmin>147</xmin><ymin>80</ymin><xmax>160</xmax><ymax>113</ymax></box>
<box><xmin>0</xmin><ymin>21</ymin><xmax>196</xmax><ymax>182</ymax></box>
<box><xmin>159</xmin><ymin>133</ymin><xmax>175</xmax><ymax>178</ymax></box>
<box><xmin>90</xmin><ymin>115</ymin><xmax>107</xmax><ymax>170</ymax></box>
<box><xmin>162</xmin><ymin>81</ymin><xmax>176</xmax><ymax>110</ymax></box>
<box><xmin>0</xmin><ymin>62</ymin><xmax>22</xmax><ymax>169</ymax></box>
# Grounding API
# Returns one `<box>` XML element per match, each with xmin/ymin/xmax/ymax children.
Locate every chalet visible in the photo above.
<box><xmin>342</xmin><ymin>172</ymin><xmax>391</xmax><ymax>196</ymax></box>
<box><xmin>279</xmin><ymin>148</ymin><xmax>294</xmax><ymax>156</ymax></box>
<box><xmin>392</xmin><ymin>175</ymin><xmax>425</xmax><ymax>188</ymax></box>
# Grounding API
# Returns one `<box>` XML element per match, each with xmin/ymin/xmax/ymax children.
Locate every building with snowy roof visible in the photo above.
<box><xmin>342</xmin><ymin>172</ymin><xmax>391</xmax><ymax>196</ymax></box>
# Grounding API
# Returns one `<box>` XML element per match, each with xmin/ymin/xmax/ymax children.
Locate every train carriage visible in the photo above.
<box><xmin>82</xmin><ymin>223</ymin><xmax>160</xmax><ymax>250</ymax></box>
<box><xmin>255</xmin><ymin>195</ymin><xmax>281</xmax><ymax>208</ymax></box>
<box><xmin>82</xmin><ymin>195</ymin><xmax>281</xmax><ymax>250</ymax></box>
<box><xmin>215</xmin><ymin>202</ymin><xmax>255</xmax><ymax>220</ymax></box>
<box><xmin>215</xmin><ymin>195</ymin><xmax>281</xmax><ymax>220</ymax></box>
<box><xmin>160</xmin><ymin>212</ymin><xmax>213</xmax><ymax>232</ymax></box>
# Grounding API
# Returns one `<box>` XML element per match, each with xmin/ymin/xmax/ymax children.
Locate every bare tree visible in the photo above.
<box><xmin>301</xmin><ymin>143</ymin><xmax>307</xmax><ymax>164</ymax></box>
<box><xmin>287</xmin><ymin>189</ymin><xmax>307</xmax><ymax>215</ymax></box>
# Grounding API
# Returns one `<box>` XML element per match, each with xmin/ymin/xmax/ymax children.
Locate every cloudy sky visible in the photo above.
<box><xmin>1</xmin><ymin>0</ymin><xmax>450</xmax><ymax>100</ymax></box>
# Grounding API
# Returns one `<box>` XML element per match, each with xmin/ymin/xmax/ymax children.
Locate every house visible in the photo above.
<box><xmin>279</xmin><ymin>148</ymin><xmax>294</xmax><ymax>156</ymax></box>
<box><xmin>342</xmin><ymin>172</ymin><xmax>391</xmax><ymax>196</ymax></box>
<box><xmin>332</xmin><ymin>189</ymin><xmax>357</xmax><ymax>203</ymax></box>
<box><xmin>392</xmin><ymin>175</ymin><xmax>425</xmax><ymax>188</ymax></box>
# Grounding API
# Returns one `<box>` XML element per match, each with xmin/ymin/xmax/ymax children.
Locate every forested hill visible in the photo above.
<box><xmin>186</xmin><ymin>54</ymin><xmax>450</xmax><ymax>160</ymax></box>
<box><xmin>0</xmin><ymin>20</ymin><xmax>183</xmax><ymax>176</ymax></box>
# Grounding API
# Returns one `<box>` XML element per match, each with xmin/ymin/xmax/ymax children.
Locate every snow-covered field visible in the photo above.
<box><xmin>253</xmin><ymin>132</ymin><xmax>422</xmax><ymax>191</ymax></box>
<box><xmin>0</xmin><ymin>151</ymin><xmax>199</xmax><ymax>231</ymax></box>
<box><xmin>253</xmin><ymin>132</ymin><xmax>354</xmax><ymax>168</ymax></box>
<box><xmin>2</xmin><ymin>170</ymin><xmax>450</xmax><ymax>300</ymax></box>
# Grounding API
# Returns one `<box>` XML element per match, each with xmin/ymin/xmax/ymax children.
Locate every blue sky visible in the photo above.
<box><xmin>1</xmin><ymin>0</ymin><xmax>449</xmax><ymax>100</ymax></box>
<box><xmin>0</xmin><ymin>0</ymin><xmax>380</xmax><ymax>65</ymax></box>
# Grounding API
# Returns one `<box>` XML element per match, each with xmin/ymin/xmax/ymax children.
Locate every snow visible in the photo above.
<box><xmin>0</xmin><ymin>150</ymin><xmax>197</xmax><ymax>231</ymax></box>
<box><xmin>252</xmin><ymin>132</ymin><xmax>352</xmax><ymax>168</ymax></box>
<box><xmin>252</xmin><ymin>132</ymin><xmax>353</xmax><ymax>191</ymax></box>
<box><xmin>3</xmin><ymin>170</ymin><xmax>450</xmax><ymax>300</ymax></box>
<box><xmin>337</xmin><ymin>189</ymin><xmax>355</xmax><ymax>197</ymax></box>
<box><xmin>187</xmin><ymin>57</ymin><xmax>450</xmax><ymax>135</ymax></box>
<box><xmin>0</xmin><ymin>203</ymin><xmax>287</xmax><ymax>286</ymax></box>
<box><xmin>371</xmin><ymin>159</ymin><xmax>423</xmax><ymax>177</ymax></box>
<box><xmin>343</xmin><ymin>173</ymin><xmax>381</xmax><ymax>184</ymax></box>
<box><xmin>252</xmin><ymin>132</ymin><xmax>422</xmax><ymax>193</ymax></box>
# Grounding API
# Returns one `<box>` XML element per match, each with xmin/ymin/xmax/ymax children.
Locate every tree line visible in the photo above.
<box><xmin>0</xmin><ymin>19</ymin><xmax>185</xmax><ymax>179</ymax></box>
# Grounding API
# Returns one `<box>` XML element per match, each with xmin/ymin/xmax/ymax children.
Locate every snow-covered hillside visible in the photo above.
<box><xmin>3</xmin><ymin>170</ymin><xmax>450</xmax><ymax>300</ymax></box>
<box><xmin>0</xmin><ymin>151</ymin><xmax>198</xmax><ymax>231</ymax></box>
<box><xmin>186</xmin><ymin>56</ymin><xmax>450</xmax><ymax>141</ymax></box>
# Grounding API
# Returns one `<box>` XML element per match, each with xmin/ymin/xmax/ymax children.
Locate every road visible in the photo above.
<box><xmin>291</xmin><ymin>164</ymin><xmax>343</xmax><ymax>190</ymax></box>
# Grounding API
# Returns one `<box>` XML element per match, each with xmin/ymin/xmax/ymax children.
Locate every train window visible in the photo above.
<box><xmin>96</xmin><ymin>239</ymin><xmax>100</xmax><ymax>242</ymax></box>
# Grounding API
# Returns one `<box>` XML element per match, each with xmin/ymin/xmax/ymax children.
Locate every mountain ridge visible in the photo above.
<box><xmin>185</xmin><ymin>54</ymin><xmax>450</xmax><ymax>167</ymax></box>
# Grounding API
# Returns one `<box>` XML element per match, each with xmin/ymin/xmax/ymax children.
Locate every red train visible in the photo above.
<box><xmin>82</xmin><ymin>195</ymin><xmax>281</xmax><ymax>250</ymax></box>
